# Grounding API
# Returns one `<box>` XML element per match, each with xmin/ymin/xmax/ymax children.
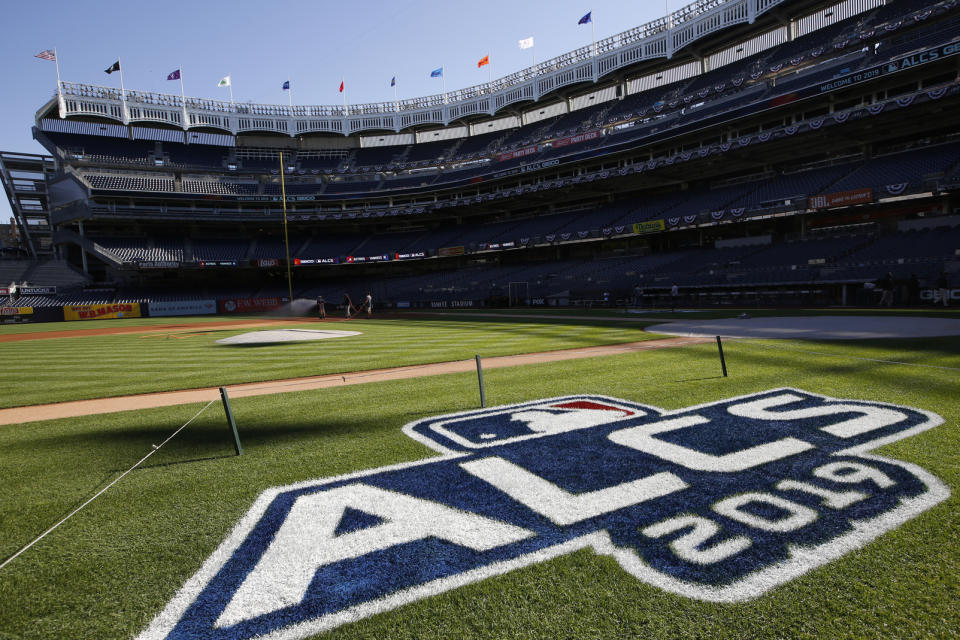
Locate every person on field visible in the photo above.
<box><xmin>670</xmin><ymin>283</ymin><xmax>679</xmax><ymax>311</ymax></box>
<box><xmin>317</xmin><ymin>295</ymin><xmax>326</xmax><ymax>320</ymax></box>
<box><xmin>363</xmin><ymin>292</ymin><xmax>373</xmax><ymax>317</ymax></box>
<box><xmin>936</xmin><ymin>272</ymin><xmax>950</xmax><ymax>307</ymax></box>
<box><xmin>343</xmin><ymin>292</ymin><xmax>355</xmax><ymax>318</ymax></box>
<box><xmin>907</xmin><ymin>274</ymin><xmax>920</xmax><ymax>306</ymax></box>
<box><xmin>878</xmin><ymin>272</ymin><xmax>894</xmax><ymax>307</ymax></box>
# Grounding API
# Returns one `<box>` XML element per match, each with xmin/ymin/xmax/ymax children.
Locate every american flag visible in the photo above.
<box><xmin>35</xmin><ymin>49</ymin><xmax>56</xmax><ymax>61</ymax></box>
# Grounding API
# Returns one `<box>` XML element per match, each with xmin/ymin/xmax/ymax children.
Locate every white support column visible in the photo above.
<box><xmin>748</xmin><ymin>0</ymin><xmax>757</xmax><ymax>24</ymax></box>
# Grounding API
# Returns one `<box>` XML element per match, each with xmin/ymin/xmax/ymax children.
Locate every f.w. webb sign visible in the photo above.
<box><xmin>139</xmin><ymin>389</ymin><xmax>947</xmax><ymax>640</ymax></box>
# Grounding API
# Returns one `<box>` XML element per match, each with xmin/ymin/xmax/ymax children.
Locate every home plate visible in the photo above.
<box><xmin>216</xmin><ymin>329</ymin><xmax>361</xmax><ymax>345</ymax></box>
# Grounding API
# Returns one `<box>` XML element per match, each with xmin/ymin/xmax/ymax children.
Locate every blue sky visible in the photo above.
<box><xmin>0</xmin><ymin>0</ymin><xmax>674</xmax><ymax>224</ymax></box>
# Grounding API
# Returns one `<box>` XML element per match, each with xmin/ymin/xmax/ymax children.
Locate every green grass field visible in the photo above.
<box><xmin>425</xmin><ymin>305</ymin><xmax>960</xmax><ymax>320</ymax></box>
<box><xmin>0</xmin><ymin>313</ymin><xmax>958</xmax><ymax>639</ymax></box>
<box><xmin>0</xmin><ymin>316</ymin><xmax>659</xmax><ymax>408</ymax></box>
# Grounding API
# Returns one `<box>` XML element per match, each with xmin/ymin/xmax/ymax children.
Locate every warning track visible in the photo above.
<box><xmin>0</xmin><ymin>337</ymin><xmax>709</xmax><ymax>425</ymax></box>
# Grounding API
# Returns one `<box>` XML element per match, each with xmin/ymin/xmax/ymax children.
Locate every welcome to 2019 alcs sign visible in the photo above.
<box><xmin>138</xmin><ymin>389</ymin><xmax>947</xmax><ymax>640</ymax></box>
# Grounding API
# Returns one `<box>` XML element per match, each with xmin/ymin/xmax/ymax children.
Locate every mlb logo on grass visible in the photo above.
<box><xmin>140</xmin><ymin>389</ymin><xmax>947</xmax><ymax>640</ymax></box>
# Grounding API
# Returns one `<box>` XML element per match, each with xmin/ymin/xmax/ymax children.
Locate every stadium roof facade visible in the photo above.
<box><xmin>37</xmin><ymin>0</ymin><xmax>859</xmax><ymax>138</ymax></box>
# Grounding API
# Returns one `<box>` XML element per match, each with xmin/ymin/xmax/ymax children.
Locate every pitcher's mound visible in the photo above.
<box><xmin>216</xmin><ymin>329</ymin><xmax>361</xmax><ymax>345</ymax></box>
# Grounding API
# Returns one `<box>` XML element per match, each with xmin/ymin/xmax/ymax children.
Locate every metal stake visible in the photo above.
<box><xmin>475</xmin><ymin>355</ymin><xmax>487</xmax><ymax>408</ymax></box>
<box><xmin>220</xmin><ymin>386</ymin><xmax>243</xmax><ymax>455</ymax></box>
<box><xmin>716</xmin><ymin>336</ymin><xmax>728</xmax><ymax>377</ymax></box>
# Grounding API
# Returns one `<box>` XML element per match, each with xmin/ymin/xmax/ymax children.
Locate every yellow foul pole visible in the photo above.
<box><xmin>279</xmin><ymin>151</ymin><xmax>294</xmax><ymax>310</ymax></box>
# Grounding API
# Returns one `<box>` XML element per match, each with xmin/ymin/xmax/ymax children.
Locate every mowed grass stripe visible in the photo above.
<box><xmin>0</xmin><ymin>337</ymin><xmax>956</xmax><ymax>639</ymax></box>
<box><xmin>0</xmin><ymin>318</ymin><xmax>659</xmax><ymax>407</ymax></box>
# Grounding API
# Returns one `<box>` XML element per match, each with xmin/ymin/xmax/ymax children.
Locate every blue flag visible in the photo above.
<box><xmin>391</xmin><ymin>76</ymin><xmax>396</xmax><ymax>87</ymax></box>
<box><xmin>578</xmin><ymin>11</ymin><xmax>592</xmax><ymax>24</ymax></box>
<box><xmin>282</xmin><ymin>80</ymin><xmax>290</xmax><ymax>90</ymax></box>
<box><xmin>430</xmin><ymin>67</ymin><xmax>443</xmax><ymax>78</ymax></box>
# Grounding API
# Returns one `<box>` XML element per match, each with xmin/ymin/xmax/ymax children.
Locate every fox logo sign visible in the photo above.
<box><xmin>139</xmin><ymin>389</ymin><xmax>947</xmax><ymax>640</ymax></box>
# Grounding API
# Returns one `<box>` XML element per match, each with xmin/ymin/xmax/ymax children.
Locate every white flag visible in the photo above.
<box><xmin>218</xmin><ymin>76</ymin><xmax>231</xmax><ymax>87</ymax></box>
<box><xmin>518</xmin><ymin>37</ymin><xmax>534</xmax><ymax>49</ymax></box>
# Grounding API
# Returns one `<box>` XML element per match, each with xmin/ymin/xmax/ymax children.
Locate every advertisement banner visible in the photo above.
<box><xmin>19</xmin><ymin>286</ymin><xmax>57</xmax><ymax>295</ymax></box>
<box><xmin>552</xmin><ymin>130</ymin><xmax>601</xmax><ymax>148</ymax></box>
<box><xmin>148</xmin><ymin>300</ymin><xmax>217</xmax><ymax>317</ymax></box>
<box><xmin>809</xmin><ymin>188</ymin><xmax>873</xmax><ymax>210</ymax></box>
<box><xmin>345</xmin><ymin>255</ymin><xmax>390</xmax><ymax>263</ymax></box>
<box><xmin>497</xmin><ymin>146</ymin><xmax>539</xmax><ymax>162</ymax></box>
<box><xmin>63</xmin><ymin>303</ymin><xmax>142</xmax><ymax>321</ymax></box>
<box><xmin>395</xmin><ymin>251</ymin><xmax>427</xmax><ymax>260</ymax></box>
<box><xmin>1</xmin><ymin>306</ymin><xmax>33</xmax><ymax>315</ymax></box>
<box><xmin>294</xmin><ymin>257</ymin><xmax>339</xmax><ymax>266</ymax></box>
<box><xmin>521</xmin><ymin>159</ymin><xmax>560</xmax><ymax>173</ymax></box>
<box><xmin>199</xmin><ymin>260</ymin><xmax>238</xmax><ymax>268</ymax></box>
<box><xmin>633</xmin><ymin>219</ymin><xmax>666</xmax><ymax>235</ymax></box>
<box><xmin>218</xmin><ymin>297</ymin><xmax>288</xmax><ymax>313</ymax></box>
<box><xmin>139</xmin><ymin>261</ymin><xmax>180</xmax><ymax>269</ymax></box>
<box><xmin>256</xmin><ymin>258</ymin><xmax>280</xmax><ymax>267</ymax></box>
<box><xmin>438</xmin><ymin>246</ymin><xmax>466</xmax><ymax>257</ymax></box>
<box><xmin>819</xmin><ymin>41</ymin><xmax>960</xmax><ymax>94</ymax></box>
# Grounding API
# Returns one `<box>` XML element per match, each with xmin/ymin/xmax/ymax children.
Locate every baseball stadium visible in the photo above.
<box><xmin>1</xmin><ymin>0</ymin><xmax>959</xmax><ymax>638</ymax></box>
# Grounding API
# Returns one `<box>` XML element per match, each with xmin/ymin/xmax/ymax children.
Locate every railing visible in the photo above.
<box><xmin>55</xmin><ymin>0</ymin><xmax>783</xmax><ymax>136</ymax></box>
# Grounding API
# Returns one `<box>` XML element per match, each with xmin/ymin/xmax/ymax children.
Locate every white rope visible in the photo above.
<box><xmin>0</xmin><ymin>397</ymin><xmax>219</xmax><ymax>572</ymax></box>
<box><xmin>727</xmin><ymin>338</ymin><xmax>960</xmax><ymax>372</ymax></box>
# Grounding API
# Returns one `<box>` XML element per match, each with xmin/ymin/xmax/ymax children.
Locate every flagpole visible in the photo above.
<box><xmin>288</xmin><ymin>78</ymin><xmax>292</xmax><ymax>109</ymax></box>
<box><xmin>53</xmin><ymin>48</ymin><xmax>65</xmax><ymax>118</ymax></box>
<box><xmin>342</xmin><ymin>78</ymin><xmax>347</xmax><ymax>115</ymax></box>
<box><xmin>393</xmin><ymin>79</ymin><xmax>398</xmax><ymax>112</ymax></box>
<box><xmin>279</xmin><ymin>150</ymin><xmax>294</xmax><ymax>311</ymax></box>
<box><xmin>442</xmin><ymin>66</ymin><xmax>446</xmax><ymax>103</ymax></box>
<box><xmin>228</xmin><ymin>73</ymin><xmax>234</xmax><ymax>105</ymax></box>
<box><xmin>118</xmin><ymin>56</ymin><xmax>129</xmax><ymax>124</ymax></box>
<box><xmin>592</xmin><ymin>15</ymin><xmax>597</xmax><ymax>57</ymax></box>
<box><xmin>178</xmin><ymin>65</ymin><xmax>188</xmax><ymax>130</ymax></box>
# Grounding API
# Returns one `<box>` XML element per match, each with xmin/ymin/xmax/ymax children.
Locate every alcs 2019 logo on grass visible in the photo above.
<box><xmin>139</xmin><ymin>389</ymin><xmax>948</xmax><ymax>640</ymax></box>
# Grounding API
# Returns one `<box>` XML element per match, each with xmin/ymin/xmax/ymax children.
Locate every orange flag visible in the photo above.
<box><xmin>478</xmin><ymin>55</ymin><xmax>490</xmax><ymax>68</ymax></box>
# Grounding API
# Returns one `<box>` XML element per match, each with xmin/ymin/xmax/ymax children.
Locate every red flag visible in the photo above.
<box><xmin>339</xmin><ymin>80</ymin><xmax>344</xmax><ymax>93</ymax></box>
<box><xmin>477</xmin><ymin>55</ymin><xmax>490</xmax><ymax>68</ymax></box>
